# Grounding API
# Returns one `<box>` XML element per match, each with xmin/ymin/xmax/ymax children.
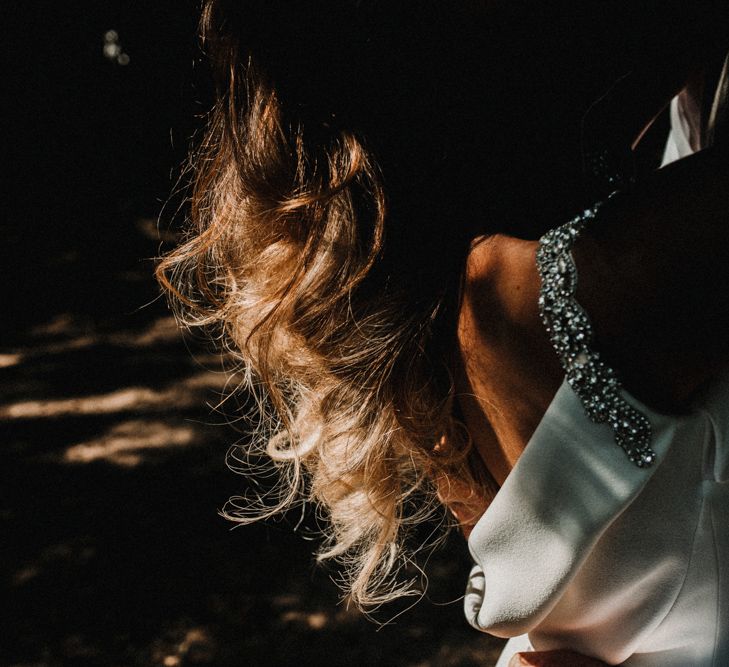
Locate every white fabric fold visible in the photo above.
<box><xmin>465</xmin><ymin>377</ymin><xmax>728</xmax><ymax>665</ymax></box>
<box><xmin>465</xmin><ymin>380</ymin><xmax>676</xmax><ymax>637</ymax></box>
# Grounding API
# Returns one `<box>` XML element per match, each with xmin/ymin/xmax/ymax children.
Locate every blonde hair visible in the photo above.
<box><xmin>157</xmin><ymin>0</ymin><xmax>493</xmax><ymax>608</ymax></box>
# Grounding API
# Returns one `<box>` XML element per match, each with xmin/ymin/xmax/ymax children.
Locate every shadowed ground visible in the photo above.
<box><xmin>3</xmin><ymin>4</ymin><xmax>504</xmax><ymax>663</ymax></box>
<box><xmin>0</xmin><ymin>217</ymin><xmax>505</xmax><ymax>667</ymax></box>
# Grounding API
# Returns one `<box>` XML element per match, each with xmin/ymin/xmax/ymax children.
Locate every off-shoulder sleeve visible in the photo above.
<box><xmin>464</xmin><ymin>378</ymin><xmax>677</xmax><ymax>637</ymax></box>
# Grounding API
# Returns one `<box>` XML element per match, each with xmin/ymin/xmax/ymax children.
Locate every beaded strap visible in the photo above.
<box><xmin>536</xmin><ymin>202</ymin><xmax>656</xmax><ymax>468</ymax></box>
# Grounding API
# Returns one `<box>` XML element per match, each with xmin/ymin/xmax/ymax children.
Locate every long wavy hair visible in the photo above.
<box><xmin>157</xmin><ymin>0</ymin><xmax>496</xmax><ymax>608</ymax></box>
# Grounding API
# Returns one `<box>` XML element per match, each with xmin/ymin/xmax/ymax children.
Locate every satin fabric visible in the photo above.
<box><xmin>465</xmin><ymin>86</ymin><xmax>729</xmax><ymax>666</ymax></box>
<box><xmin>464</xmin><ymin>367</ymin><xmax>729</xmax><ymax>666</ymax></box>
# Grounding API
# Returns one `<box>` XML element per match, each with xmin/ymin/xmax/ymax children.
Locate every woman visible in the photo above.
<box><xmin>461</xmin><ymin>80</ymin><xmax>729</xmax><ymax>667</ymax></box>
<box><xmin>158</xmin><ymin>1</ymin><xmax>729</xmax><ymax>664</ymax></box>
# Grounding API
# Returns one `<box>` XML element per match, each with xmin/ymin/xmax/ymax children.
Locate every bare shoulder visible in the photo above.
<box><xmin>457</xmin><ymin>147</ymin><xmax>729</xmax><ymax>477</ymax></box>
<box><xmin>458</xmin><ymin>235</ymin><xmax>563</xmax><ymax>482</ymax></box>
<box><xmin>463</xmin><ymin>235</ymin><xmax>542</xmax><ymax>329</ymax></box>
<box><xmin>461</xmin><ymin>233</ymin><xmax>562</xmax><ymax>375</ymax></box>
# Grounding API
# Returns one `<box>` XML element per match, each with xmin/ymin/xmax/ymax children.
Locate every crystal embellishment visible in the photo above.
<box><xmin>536</xmin><ymin>201</ymin><xmax>656</xmax><ymax>468</ymax></box>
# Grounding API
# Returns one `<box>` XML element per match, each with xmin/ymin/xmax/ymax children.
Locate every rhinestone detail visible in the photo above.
<box><xmin>536</xmin><ymin>201</ymin><xmax>656</xmax><ymax>468</ymax></box>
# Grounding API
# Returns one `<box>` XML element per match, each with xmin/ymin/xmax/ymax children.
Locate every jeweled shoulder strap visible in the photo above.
<box><xmin>536</xmin><ymin>201</ymin><xmax>656</xmax><ymax>468</ymax></box>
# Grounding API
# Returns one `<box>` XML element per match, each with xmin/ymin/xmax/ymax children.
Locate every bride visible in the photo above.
<box><xmin>157</xmin><ymin>2</ymin><xmax>729</xmax><ymax>664</ymax></box>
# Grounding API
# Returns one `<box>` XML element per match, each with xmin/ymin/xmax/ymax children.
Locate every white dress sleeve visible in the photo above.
<box><xmin>464</xmin><ymin>379</ymin><xmax>679</xmax><ymax>639</ymax></box>
<box><xmin>464</xmin><ymin>375</ymin><xmax>726</xmax><ymax>666</ymax></box>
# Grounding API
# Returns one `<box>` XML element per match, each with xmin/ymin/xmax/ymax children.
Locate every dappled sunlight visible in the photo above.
<box><xmin>0</xmin><ymin>372</ymin><xmax>229</xmax><ymax>420</ymax></box>
<box><xmin>2</xmin><ymin>290</ymin><xmax>501</xmax><ymax>667</ymax></box>
<box><xmin>152</xmin><ymin>627</ymin><xmax>217</xmax><ymax>667</ymax></box>
<box><xmin>280</xmin><ymin>609</ymin><xmax>329</xmax><ymax>630</ymax></box>
<box><xmin>63</xmin><ymin>419</ymin><xmax>198</xmax><ymax>466</ymax></box>
<box><xmin>30</xmin><ymin>313</ymin><xmax>80</xmax><ymax>338</ymax></box>
<box><xmin>23</xmin><ymin>334</ymin><xmax>99</xmax><ymax>358</ymax></box>
<box><xmin>0</xmin><ymin>353</ymin><xmax>24</xmax><ymax>368</ymax></box>
<box><xmin>12</xmin><ymin>541</ymin><xmax>96</xmax><ymax>588</ymax></box>
<box><xmin>275</xmin><ymin>595</ymin><xmax>325</xmax><ymax>628</ymax></box>
<box><xmin>117</xmin><ymin>316</ymin><xmax>181</xmax><ymax>347</ymax></box>
<box><xmin>12</xmin><ymin>315</ymin><xmax>191</xmax><ymax>359</ymax></box>
<box><xmin>2</xmin><ymin>213</ymin><xmax>501</xmax><ymax>667</ymax></box>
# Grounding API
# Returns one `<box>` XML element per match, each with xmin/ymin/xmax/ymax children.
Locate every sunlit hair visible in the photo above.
<box><xmin>157</xmin><ymin>0</ymin><xmax>494</xmax><ymax>608</ymax></box>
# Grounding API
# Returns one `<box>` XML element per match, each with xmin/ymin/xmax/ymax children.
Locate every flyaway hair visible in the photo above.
<box><xmin>157</xmin><ymin>0</ymin><xmax>495</xmax><ymax>607</ymax></box>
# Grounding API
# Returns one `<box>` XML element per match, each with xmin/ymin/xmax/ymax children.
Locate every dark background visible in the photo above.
<box><xmin>1</xmin><ymin>3</ymin><xmax>502</xmax><ymax>666</ymax></box>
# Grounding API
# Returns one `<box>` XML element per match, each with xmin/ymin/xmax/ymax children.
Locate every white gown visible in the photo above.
<box><xmin>465</xmin><ymin>372</ymin><xmax>729</xmax><ymax>666</ymax></box>
<box><xmin>464</xmin><ymin>96</ymin><xmax>729</xmax><ymax>666</ymax></box>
